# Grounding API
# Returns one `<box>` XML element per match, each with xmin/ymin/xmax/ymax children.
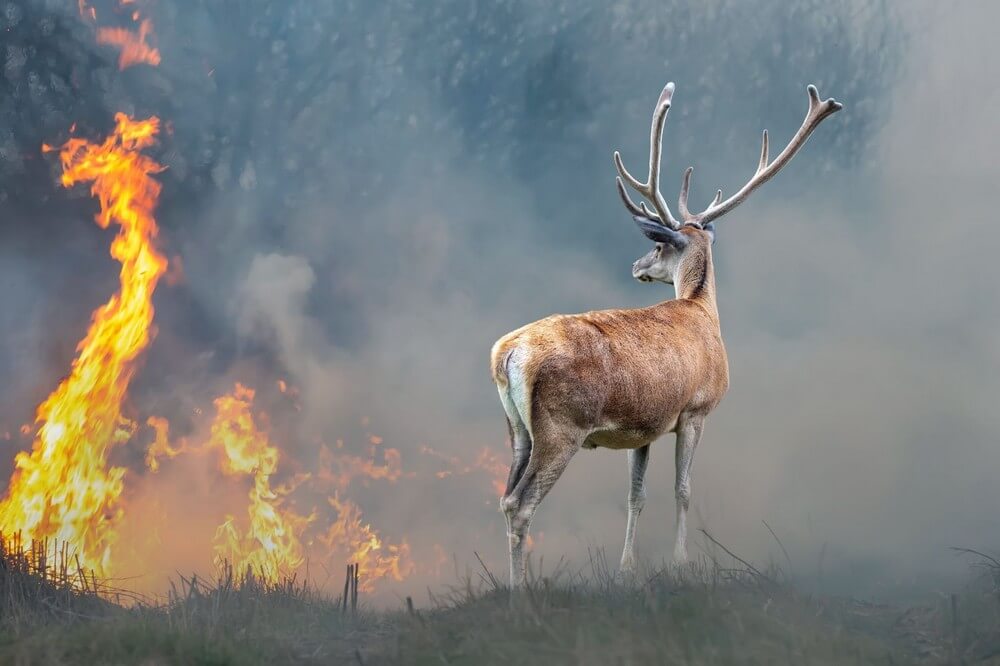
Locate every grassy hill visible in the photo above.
<box><xmin>2</xmin><ymin>542</ymin><xmax>998</xmax><ymax>665</ymax></box>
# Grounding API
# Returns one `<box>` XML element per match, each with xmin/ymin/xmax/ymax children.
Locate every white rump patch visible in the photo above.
<box><xmin>497</xmin><ymin>347</ymin><xmax>532</xmax><ymax>440</ymax></box>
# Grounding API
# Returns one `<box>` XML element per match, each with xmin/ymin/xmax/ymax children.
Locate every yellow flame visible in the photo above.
<box><xmin>144</xmin><ymin>416</ymin><xmax>187</xmax><ymax>473</ymax></box>
<box><xmin>0</xmin><ymin>114</ymin><xmax>166</xmax><ymax>575</ymax></box>
<box><xmin>319</xmin><ymin>494</ymin><xmax>413</xmax><ymax>591</ymax></box>
<box><xmin>208</xmin><ymin>383</ymin><xmax>312</xmax><ymax>581</ymax></box>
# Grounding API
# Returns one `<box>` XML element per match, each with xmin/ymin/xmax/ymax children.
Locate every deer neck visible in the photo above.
<box><xmin>673</xmin><ymin>245</ymin><xmax>718</xmax><ymax>317</ymax></box>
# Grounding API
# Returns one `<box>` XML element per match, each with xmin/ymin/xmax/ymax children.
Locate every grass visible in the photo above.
<box><xmin>2</xmin><ymin>538</ymin><xmax>999</xmax><ymax>665</ymax></box>
<box><xmin>383</xmin><ymin>553</ymin><xmax>905</xmax><ymax>665</ymax></box>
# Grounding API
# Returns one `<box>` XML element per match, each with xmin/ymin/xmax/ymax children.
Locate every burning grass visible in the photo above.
<box><xmin>0</xmin><ymin>534</ymin><xmax>116</xmax><ymax>633</ymax></box>
<box><xmin>0</xmin><ymin>546</ymin><xmax>386</xmax><ymax>665</ymax></box>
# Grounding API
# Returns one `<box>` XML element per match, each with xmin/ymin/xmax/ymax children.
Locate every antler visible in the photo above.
<box><xmin>615</xmin><ymin>83</ymin><xmax>843</xmax><ymax>229</ymax></box>
<box><xmin>614</xmin><ymin>82</ymin><xmax>682</xmax><ymax>230</ymax></box>
<box><xmin>680</xmin><ymin>85</ymin><xmax>842</xmax><ymax>226</ymax></box>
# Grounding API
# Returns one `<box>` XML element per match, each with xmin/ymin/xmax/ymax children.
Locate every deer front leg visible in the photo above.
<box><xmin>673</xmin><ymin>416</ymin><xmax>704</xmax><ymax>564</ymax></box>
<box><xmin>619</xmin><ymin>444</ymin><xmax>650</xmax><ymax>575</ymax></box>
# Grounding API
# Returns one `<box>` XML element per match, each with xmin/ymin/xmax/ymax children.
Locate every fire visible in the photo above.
<box><xmin>144</xmin><ymin>416</ymin><xmax>187</xmax><ymax>473</ymax></box>
<box><xmin>421</xmin><ymin>445</ymin><xmax>508</xmax><ymax>497</ymax></box>
<box><xmin>317</xmin><ymin>442</ymin><xmax>408</xmax><ymax>492</ymax></box>
<box><xmin>97</xmin><ymin>19</ymin><xmax>160</xmax><ymax>70</ymax></box>
<box><xmin>79</xmin><ymin>0</ymin><xmax>160</xmax><ymax>70</ymax></box>
<box><xmin>320</xmin><ymin>495</ymin><xmax>413</xmax><ymax>591</ymax></box>
<box><xmin>0</xmin><ymin>114</ymin><xmax>166</xmax><ymax>575</ymax></box>
<box><xmin>208</xmin><ymin>383</ymin><xmax>312</xmax><ymax>581</ymax></box>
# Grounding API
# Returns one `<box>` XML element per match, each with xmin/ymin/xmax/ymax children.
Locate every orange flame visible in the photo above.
<box><xmin>0</xmin><ymin>114</ymin><xmax>166</xmax><ymax>574</ymax></box>
<box><xmin>97</xmin><ymin>19</ymin><xmax>160</xmax><ymax>70</ymax></box>
<box><xmin>144</xmin><ymin>416</ymin><xmax>188</xmax><ymax>473</ymax></box>
<box><xmin>316</xmin><ymin>442</ymin><xmax>408</xmax><ymax>492</ymax></box>
<box><xmin>208</xmin><ymin>383</ymin><xmax>312</xmax><ymax>581</ymax></box>
<box><xmin>319</xmin><ymin>494</ymin><xmax>413</xmax><ymax>591</ymax></box>
<box><xmin>80</xmin><ymin>0</ymin><xmax>160</xmax><ymax>70</ymax></box>
<box><xmin>421</xmin><ymin>445</ymin><xmax>508</xmax><ymax>497</ymax></box>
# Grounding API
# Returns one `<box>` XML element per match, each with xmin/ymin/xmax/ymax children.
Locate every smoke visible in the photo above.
<box><xmin>2</xmin><ymin>0</ymin><xmax>997</xmax><ymax>601</ymax></box>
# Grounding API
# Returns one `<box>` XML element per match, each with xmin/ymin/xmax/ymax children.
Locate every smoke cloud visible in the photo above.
<box><xmin>1</xmin><ymin>0</ymin><xmax>996</xmax><ymax>601</ymax></box>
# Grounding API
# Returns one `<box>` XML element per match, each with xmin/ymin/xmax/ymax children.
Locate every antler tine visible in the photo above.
<box><xmin>615</xmin><ymin>176</ymin><xmax>646</xmax><ymax>217</ymax></box>
<box><xmin>678</xmin><ymin>166</ymin><xmax>693</xmax><ymax>219</ymax></box>
<box><xmin>686</xmin><ymin>84</ymin><xmax>843</xmax><ymax>226</ymax></box>
<box><xmin>757</xmin><ymin>130</ymin><xmax>769</xmax><ymax>174</ymax></box>
<box><xmin>613</xmin><ymin>82</ymin><xmax>681</xmax><ymax>229</ymax></box>
<box><xmin>615</xmin><ymin>177</ymin><xmax>669</xmax><ymax>225</ymax></box>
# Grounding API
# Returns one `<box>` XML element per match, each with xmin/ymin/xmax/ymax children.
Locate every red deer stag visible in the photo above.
<box><xmin>491</xmin><ymin>81</ymin><xmax>842</xmax><ymax>586</ymax></box>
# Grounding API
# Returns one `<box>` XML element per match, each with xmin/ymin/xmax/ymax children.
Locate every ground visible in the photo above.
<box><xmin>2</xmin><ymin>549</ymin><xmax>999</xmax><ymax>665</ymax></box>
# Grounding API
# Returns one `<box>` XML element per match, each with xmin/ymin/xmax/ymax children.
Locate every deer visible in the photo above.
<box><xmin>490</xmin><ymin>80</ymin><xmax>842</xmax><ymax>587</ymax></box>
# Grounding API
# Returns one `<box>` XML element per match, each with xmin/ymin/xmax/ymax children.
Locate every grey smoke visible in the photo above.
<box><xmin>1</xmin><ymin>0</ymin><xmax>997</xmax><ymax>600</ymax></box>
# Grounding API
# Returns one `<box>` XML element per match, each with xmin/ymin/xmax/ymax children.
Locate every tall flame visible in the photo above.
<box><xmin>209</xmin><ymin>383</ymin><xmax>312</xmax><ymax>581</ymax></box>
<box><xmin>0</xmin><ymin>114</ymin><xmax>166</xmax><ymax>574</ymax></box>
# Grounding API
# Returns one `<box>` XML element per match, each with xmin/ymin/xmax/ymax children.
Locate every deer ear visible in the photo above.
<box><xmin>633</xmin><ymin>216</ymin><xmax>689</xmax><ymax>250</ymax></box>
<box><xmin>702</xmin><ymin>222</ymin><xmax>716</xmax><ymax>245</ymax></box>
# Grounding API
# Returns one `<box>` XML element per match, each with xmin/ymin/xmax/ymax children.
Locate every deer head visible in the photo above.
<box><xmin>615</xmin><ymin>82</ymin><xmax>842</xmax><ymax>285</ymax></box>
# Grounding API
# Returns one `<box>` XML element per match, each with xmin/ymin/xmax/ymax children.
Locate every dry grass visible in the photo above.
<box><xmin>0</xmin><ymin>542</ymin><xmax>381</xmax><ymax>664</ymax></box>
<box><xmin>0</xmin><ymin>533</ymin><xmax>118</xmax><ymax>633</ymax></box>
<box><xmin>2</xmin><ymin>537</ymin><xmax>999</xmax><ymax>665</ymax></box>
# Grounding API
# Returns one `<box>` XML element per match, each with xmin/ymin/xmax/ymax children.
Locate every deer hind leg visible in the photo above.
<box><xmin>497</xmin><ymin>378</ymin><xmax>532</xmax><ymax>535</ymax></box>
<box><xmin>619</xmin><ymin>444</ymin><xmax>650</xmax><ymax>575</ymax></box>
<box><xmin>673</xmin><ymin>415</ymin><xmax>705</xmax><ymax>564</ymax></box>
<box><xmin>501</xmin><ymin>422</ymin><xmax>581</xmax><ymax>588</ymax></box>
<box><xmin>501</xmin><ymin>413</ymin><xmax>532</xmax><ymax>499</ymax></box>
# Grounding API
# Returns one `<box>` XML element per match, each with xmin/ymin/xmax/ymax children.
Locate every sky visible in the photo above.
<box><xmin>1</xmin><ymin>0</ymin><xmax>998</xmax><ymax>601</ymax></box>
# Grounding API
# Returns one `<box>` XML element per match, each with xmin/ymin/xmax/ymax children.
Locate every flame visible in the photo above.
<box><xmin>144</xmin><ymin>416</ymin><xmax>187</xmax><ymax>472</ymax></box>
<box><xmin>97</xmin><ymin>19</ymin><xmax>160</xmax><ymax>70</ymax></box>
<box><xmin>316</xmin><ymin>442</ymin><xmax>407</xmax><ymax>492</ymax></box>
<box><xmin>0</xmin><ymin>114</ymin><xmax>166</xmax><ymax>574</ymax></box>
<box><xmin>421</xmin><ymin>445</ymin><xmax>508</xmax><ymax>497</ymax></box>
<box><xmin>80</xmin><ymin>0</ymin><xmax>160</xmax><ymax>70</ymax></box>
<box><xmin>208</xmin><ymin>383</ymin><xmax>312</xmax><ymax>581</ymax></box>
<box><xmin>319</xmin><ymin>494</ymin><xmax>413</xmax><ymax>591</ymax></box>
<box><xmin>524</xmin><ymin>531</ymin><xmax>542</xmax><ymax>552</ymax></box>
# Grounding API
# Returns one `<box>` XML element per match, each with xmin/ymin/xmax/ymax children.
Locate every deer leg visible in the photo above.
<box><xmin>502</xmin><ymin>417</ymin><xmax>532</xmax><ymax>498</ymax></box>
<box><xmin>673</xmin><ymin>416</ymin><xmax>704</xmax><ymax>564</ymax></box>
<box><xmin>619</xmin><ymin>444</ymin><xmax>650</xmax><ymax>575</ymax></box>
<box><xmin>500</xmin><ymin>418</ymin><xmax>531</xmax><ymax>582</ymax></box>
<box><xmin>501</xmin><ymin>428</ymin><xmax>580</xmax><ymax>588</ymax></box>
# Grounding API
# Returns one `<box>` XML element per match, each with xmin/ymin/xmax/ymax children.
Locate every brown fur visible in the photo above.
<box><xmin>490</xmin><ymin>230</ymin><xmax>728</xmax><ymax>451</ymax></box>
